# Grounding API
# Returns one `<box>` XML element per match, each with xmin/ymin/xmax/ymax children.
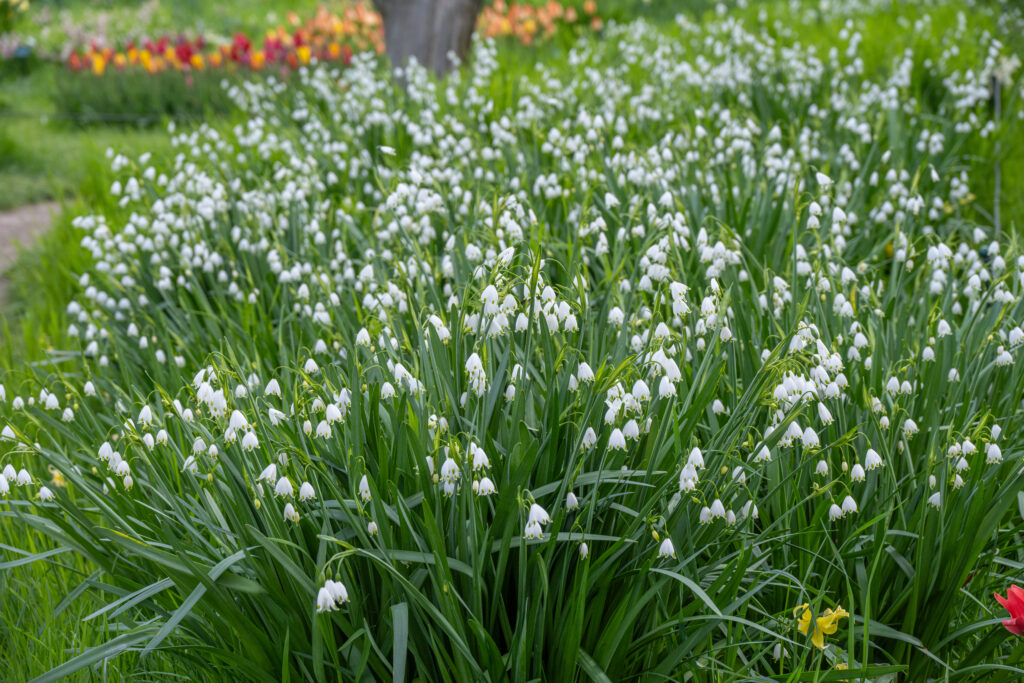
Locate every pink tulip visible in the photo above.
<box><xmin>994</xmin><ymin>585</ymin><xmax>1024</xmax><ymax>635</ymax></box>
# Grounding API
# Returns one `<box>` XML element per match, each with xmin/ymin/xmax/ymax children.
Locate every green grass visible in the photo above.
<box><xmin>0</xmin><ymin>64</ymin><xmax>173</xmax><ymax>210</ymax></box>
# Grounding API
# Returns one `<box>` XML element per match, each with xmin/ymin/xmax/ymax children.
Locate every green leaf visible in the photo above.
<box><xmin>141</xmin><ymin>549</ymin><xmax>248</xmax><ymax>658</ymax></box>
<box><xmin>577</xmin><ymin>648</ymin><xmax>614</xmax><ymax>683</ymax></box>
<box><xmin>391</xmin><ymin>602</ymin><xmax>409</xmax><ymax>683</ymax></box>
<box><xmin>0</xmin><ymin>546</ymin><xmax>71</xmax><ymax>570</ymax></box>
<box><xmin>651</xmin><ymin>567</ymin><xmax>723</xmax><ymax>617</ymax></box>
<box><xmin>29</xmin><ymin>628</ymin><xmax>158</xmax><ymax>683</ymax></box>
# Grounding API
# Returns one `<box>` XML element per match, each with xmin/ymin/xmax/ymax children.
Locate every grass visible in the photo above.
<box><xmin>0</xmin><ymin>64</ymin><xmax>173</xmax><ymax>210</ymax></box>
<box><xmin>2</xmin><ymin>0</ymin><xmax>1024</xmax><ymax>681</ymax></box>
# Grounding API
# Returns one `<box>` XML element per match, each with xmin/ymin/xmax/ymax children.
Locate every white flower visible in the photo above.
<box><xmin>183</xmin><ymin>456</ymin><xmax>198</xmax><ymax>474</ymax></box>
<box><xmin>274</xmin><ymin>477</ymin><xmax>294</xmax><ymax>498</ymax></box>
<box><xmin>0</xmin><ymin>476</ymin><xmax>8</xmax><ymax>496</ymax></box>
<box><xmin>16</xmin><ymin>469</ymin><xmax>31</xmax><ymax>486</ymax></box>
<box><xmin>524</xmin><ymin>521</ymin><xmax>543</xmax><ymax>539</ymax></box>
<box><xmin>471</xmin><ymin>444</ymin><xmax>489</xmax><ymax>471</ymax></box>
<box><xmin>359</xmin><ymin>475</ymin><xmax>372</xmax><ymax>501</ymax></box>
<box><xmin>709</xmin><ymin>499</ymin><xmax>726</xmax><ymax>519</ymax></box>
<box><xmin>138</xmin><ymin>405</ymin><xmax>153</xmax><ymax>426</ymax></box>
<box><xmin>928</xmin><ymin>492</ymin><xmax>941</xmax><ymax>508</ymax></box>
<box><xmin>608</xmin><ymin>429</ymin><xmax>627</xmax><ymax>451</ymax></box>
<box><xmin>283</xmin><ymin>503</ymin><xmax>300</xmax><ymax>522</ymax></box>
<box><xmin>476</xmin><ymin>477</ymin><xmax>496</xmax><ymax>496</ymax></box>
<box><xmin>802</xmin><ymin>427</ymin><xmax>820</xmax><ymax>449</ymax></box>
<box><xmin>528</xmin><ymin>503</ymin><xmax>551</xmax><ymax>525</ymax></box>
<box><xmin>326</xmin><ymin>579</ymin><xmax>349</xmax><ymax>605</ymax></box>
<box><xmin>815</xmin><ymin>460</ymin><xmax>829</xmax><ymax>476</ymax></box>
<box><xmin>316</xmin><ymin>586</ymin><xmax>336</xmax><ymax>612</ymax></box>
<box><xmin>582</xmin><ymin>427</ymin><xmax>598</xmax><ymax>448</ymax></box>
<box><xmin>829</xmin><ymin>503</ymin><xmax>844</xmax><ymax>521</ymax></box>
<box><xmin>841</xmin><ymin>495</ymin><xmax>858</xmax><ymax>515</ymax></box>
<box><xmin>241</xmin><ymin>431</ymin><xmax>259</xmax><ymax>452</ymax></box>
<box><xmin>367</xmin><ymin>521</ymin><xmax>379</xmax><ymax>535</ymax></box>
<box><xmin>440</xmin><ymin>457</ymin><xmax>460</xmax><ymax>483</ymax></box>
<box><xmin>699</xmin><ymin>506</ymin><xmax>713</xmax><ymax>524</ymax></box>
<box><xmin>864</xmin><ymin>449</ymin><xmax>883</xmax><ymax>470</ymax></box>
<box><xmin>687</xmin><ymin>447</ymin><xmax>704</xmax><ymax>469</ymax></box>
<box><xmin>38</xmin><ymin>486</ymin><xmax>54</xmax><ymax>502</ymax></box>
<box><xmin>986</xmin><ymin>443</ymin><xmax>1002</xmax><ymax>464</ymax></box>
<box><xmin>579</xmin><ymin>542</ymin><xmax>589</xmax><ymax>559</ymax></box>
<box><xmin>658</xmin><ymin>376</ymin><xmax>676</xmax><ymax>398</ymax></box>
<box><xmin>566</xmin><ymin>491</ymin><xmax>579</xmax><ymax>510</ymax></box>
<box><xmin>2</xmin><ymin>464</ymin><xmax>15</xmax><ymax>481</ymax></box>
<box><xmin>299</xmin><ymin>482</ymin><xmax>316</xmax><ymax>501</ymax></box>
<box><xmin>850</xmin><ymin>464</ymin><xmax>865</xmax><ymax>482</ymax></box>
<box><xmin>577</xmin><ymin>362</ymin><xmax>595</xmax><ymax>383</ymax></box>
<box><xmin>658</xmin><ymin>538</ymin><xmax>676</xmax><ymax>559</ymax></box>
<box><xmin>903</xmin><ymin>419</ymin><xmax>919</xmax><ymax>438</ymax></box>
<box><xmin>259</xmin><ymin>463</ymin><xmax>277</xmax><ymax>483</ymax></box>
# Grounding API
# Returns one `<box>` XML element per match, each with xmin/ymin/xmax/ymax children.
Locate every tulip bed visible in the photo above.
<box><xmin>2</xmin><ymin>0</ymin><xmax>1024</xmax><ymax>681</ymax></box>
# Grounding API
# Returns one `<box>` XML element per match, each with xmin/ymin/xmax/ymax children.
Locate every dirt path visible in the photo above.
<box><xmin>0</xmin><ymin>201</ymin><xmax>59</xmax><ymax>305</ymax></box>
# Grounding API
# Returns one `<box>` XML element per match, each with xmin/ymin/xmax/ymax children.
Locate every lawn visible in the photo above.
<box><xmin>2</xmin><ymin>0</ymin><xmax>1024</xmax><ymax>681</ymax></box>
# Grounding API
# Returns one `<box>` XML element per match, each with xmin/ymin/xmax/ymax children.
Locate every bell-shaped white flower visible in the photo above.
<box><xmin>274</xmin><ymin>477</ymin><xmax>294</xmax><ymax>498</ymax></box>
<box><xmin>528</xmin><ymin>503</ymin><xmax>551</xmax><ymax>525</ymax></box>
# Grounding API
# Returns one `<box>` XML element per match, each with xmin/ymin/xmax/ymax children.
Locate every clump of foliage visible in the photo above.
<box><xmin>2</xmin><ymin>1</ymin><xmax>1024</xmax><ymax>681</ymax></box>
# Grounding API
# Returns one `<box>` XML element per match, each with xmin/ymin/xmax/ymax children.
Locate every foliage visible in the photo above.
<box><xmin>2</xmin><ymin>0</ymin><xmax>1024</xmax><ymax>682</ymax></box>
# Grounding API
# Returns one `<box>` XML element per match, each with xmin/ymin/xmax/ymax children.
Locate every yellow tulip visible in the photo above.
<box><xmin>794</xmin><ymin>603</ymin><xmax>849</xmax><ymax>649</ymax></box>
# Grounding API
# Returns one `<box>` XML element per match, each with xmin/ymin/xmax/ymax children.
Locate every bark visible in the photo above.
<box><xmin>375</xmin><ymin>0</ymin><xmax>483</xmax><ymax>77</ymax></box>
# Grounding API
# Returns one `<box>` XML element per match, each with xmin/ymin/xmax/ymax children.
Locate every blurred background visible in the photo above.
<box><xmin>0</xmin><ymin>0</ymin><xmax>614</xmax><ymax>211</ymax></box>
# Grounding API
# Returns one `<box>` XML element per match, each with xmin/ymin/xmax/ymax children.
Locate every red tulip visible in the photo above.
<box><xmin>994</xmin><ymin>585</ymin><xmax>1024</xmax><ymax>635</ymax></box>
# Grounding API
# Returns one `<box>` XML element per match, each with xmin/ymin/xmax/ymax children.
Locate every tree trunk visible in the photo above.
<box><xmin>374</xmin><ymin>0</ymin><xmax>483</xmax><ymax>77</ymax></box>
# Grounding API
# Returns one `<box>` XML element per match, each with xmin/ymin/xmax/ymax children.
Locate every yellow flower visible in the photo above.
<box><xmin>48</xmin><ymin>465</ymin><xmax>67</xmax><ymax>488</ymax></box>
<box><xmin>794</xmin><ymin>603</ymin><xmax>849</xmax><ymax>649</ymax></box>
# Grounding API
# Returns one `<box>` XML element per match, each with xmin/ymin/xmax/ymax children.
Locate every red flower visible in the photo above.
<box><xmin>994</xmin><ymin>585</ymin><xmax>1024</xmax><ymax>635</ymax></box>
<box><xmin>175</xmin><ymin>41</ymin><xmax>194</xmax><ymax>64</ymax></box>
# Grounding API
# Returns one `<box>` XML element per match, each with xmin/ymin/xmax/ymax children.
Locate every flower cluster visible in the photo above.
<box><xmin>63</xmin><ymin>1</ymin><xmax>603</xmax><ymax>77</ymax></box>
<box><xmin>478</xmin><ymin>0</ymin><xmax>601</xmax><ymax>45</ymax></box>
<box><xmin>2</xmin><ymin>0</ymin><xmax>1023</xmax><ymax>679</ymax></box>
<box><xmin>65</xmin><ymin>3</ymin><xmax>381</xmax><ymax>76</ymax></box>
